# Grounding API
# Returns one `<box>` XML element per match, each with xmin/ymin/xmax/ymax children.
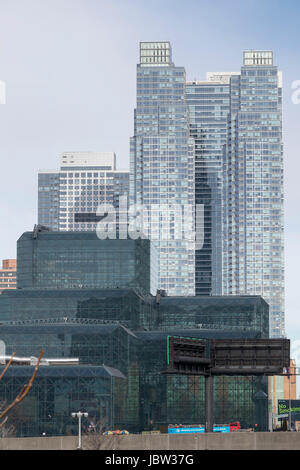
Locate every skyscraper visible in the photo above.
<box><xmin>186</xmin><ymin>73</ymin><xmax>238</xmax><ymax>295</ymax></box>
<box><xmin>38</xmin><ymin>152</ymin><xmax>129</xmax><ymax>232</ymax></box>
<box><xmin>222</xmin><ymin>51</ymin><xmax>285</xmax><ymax>338</ymax></box>
<box><xmin>130</xmin><ymin>42</ymin><xmax>195</xmax><ymax>296</ymax></box>
<box><xmin>185</xmin><ymin>52</ymin><xmax>284</xmax><ymax>337</ymax></box>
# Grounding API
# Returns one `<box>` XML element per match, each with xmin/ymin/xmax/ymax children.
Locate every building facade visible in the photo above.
<box><xmin>185</xmin><ymin>50</ymin><xmax>285</xmax><ymax>337</ymax></box>
<box><xmin>0</xmin><ymin>363</ymin><xmax>125</xmax><ymax>437</ymax></box>
<box><xmin>38</xmin><ymin>152</ymin><xmax>129</xmax><ymax>232</ymax></box>
<box><xmin>222</xmin><ymin>51</ymin><xmax>285</xmax><ymax>338</ymax></box>
<box><xmin>130</xmin><ymin>42</ymin><xmax>195</xmax><ymax>296</ymax></box>
<box><xmin>17</xmin><ymin>230</ymin><xmax>158</xmax><ymax>295</ymax></box>
<box><xmin>0</xmin><ymin>286</ymin><xmax>269</xmax><ymax>336</ymax></box>
<box><xmin>0</xmin><ymin>259</ymin><xmax>17</xmax><ymax>293</ymax></box>
<box><xmin>186</xmin><ymin>74</ymin><xmax>237</xmax><ymax>295</ymax></box>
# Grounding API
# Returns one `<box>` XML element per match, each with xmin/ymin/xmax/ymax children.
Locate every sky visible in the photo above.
<box><xmin>0</xmin><ymin>0</ymin><xmax>299</xmax><ymax>350</ymax></box>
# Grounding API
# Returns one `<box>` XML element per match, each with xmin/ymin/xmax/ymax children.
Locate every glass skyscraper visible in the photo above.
<box><xmin>222</xmin><ymin>51</ymin><xmax>285</xmax><ymax>338</ymax></box>
<box><xmin>130</xmin><ymin>42</ymin><xmax>195</xmax><ymax>296</ymax></box>
<box><xmin>186</xmin><ymin>73</ymin><xmax>237</xmax><ymax>295</ymax></box>
<box><xmin>184</xmin><ymin>52</ymin><xmax>284</xmax><ymax>338</ymax></box>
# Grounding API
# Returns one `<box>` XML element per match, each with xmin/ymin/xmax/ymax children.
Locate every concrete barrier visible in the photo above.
<box><xmin>0</xmin><ymin>436</ymin><xmax>77</xmax><ymax>451</ymax></box>
<box><xmin>0</xmin><ymin>433</ymin><xmax>299</xmax><ymax>450</ymax></box>
<box><xmin>95</xmin><ymin>432</ymin><xmax>300</xmax><ymax>451</ymax></box>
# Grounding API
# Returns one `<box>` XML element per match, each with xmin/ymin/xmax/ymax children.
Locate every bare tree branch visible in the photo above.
<box><xmin>0</xmin><ymin>416</ymin><xmax>8</xmax><ymax>429</ymax></box>
<box><xmin>0</xmin><ymin>349</ymin><xmax>44</xmax><ymax>422</ymax></box>
<box><xmin>0</xmin><ymin>353</ymin><xmax>16</xmax><ymax>382</ymax></box>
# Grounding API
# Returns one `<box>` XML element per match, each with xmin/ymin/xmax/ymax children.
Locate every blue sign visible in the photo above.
<box><xmin>168</xmin><ymin>425</ymin><xmax>230</xmax><ymax>434</ymax></box>
<box><xmin>168</xmin><ymin>427</ymin><xmax>204</xmax><ymax>434</ymax></box>
<box><xmin>213</xmin><ymin>426</ymin><xmax>230</xmax><ymax>433</ymax></box>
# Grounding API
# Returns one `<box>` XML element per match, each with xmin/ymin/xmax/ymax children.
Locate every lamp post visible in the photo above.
<box><xmin>72</xmin><ymin>411</ymin><xmax>88</xmax><ymax>450</ymax></box>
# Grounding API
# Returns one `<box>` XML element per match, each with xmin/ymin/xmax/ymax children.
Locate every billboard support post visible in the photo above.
<box><xmin>205</xmin><ymin>375</ymin><xmax>214</xmax><ymax>433</ymax></box>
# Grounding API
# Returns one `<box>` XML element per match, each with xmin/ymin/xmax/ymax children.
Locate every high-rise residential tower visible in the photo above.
<box><xmin>186</xmin><ymin>73</ymin><xmax>238</xmax><ymax>295</ymax></box>
<box><xmin>185</xmin><ymin>52</ymin><xmax>284</xmax><ymax>338</ymax></box>
<box><xmin>130</xmin><ymin>42</ymin><xmax>195</xmax><ymax>296</ymax></box>
<box><xmin>222</xmin><ymin>51</ymin><xmax>285</xmax><ymax>338</ymax></box>
<box><xmin>38</xmin><ymin>152</ymin><xmax>129</xmax><ymax>232</ymax></box>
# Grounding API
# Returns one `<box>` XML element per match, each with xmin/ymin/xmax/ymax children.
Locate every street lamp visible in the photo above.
<box><xmin>72</xmin><ymin>411</ymin><xmax>88</xmax><ymax>450</ymax></box>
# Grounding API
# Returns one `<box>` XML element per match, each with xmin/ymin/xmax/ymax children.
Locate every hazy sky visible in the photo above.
<box><xmin>0</xmin><ymin>0</ymin><xmax>299</xmax><ymax>346</ymax></box>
